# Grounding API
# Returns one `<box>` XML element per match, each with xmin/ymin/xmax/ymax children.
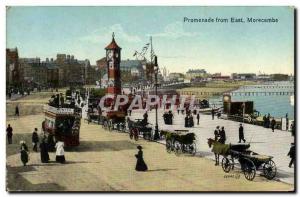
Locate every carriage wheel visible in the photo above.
<box><xmin>263</xmin><ymin>160</ymin><xmax>277</xmax><ymax>180</ymax></box>
<box><xmin>166</xmin><ymin>140</ymin><xmax>172</xmax><ymax>153</ymax></box>
<box><xmin>222</xmin><ymin>157</ymin><xmax>232</xmax><ymax>173</ymax></box>
<box><xmin>189</xmin><ymin>143</ymin><xmax>196</xmax><ymax>155</ymax></box>
<box><xmin>174</xmin><ymin>141</ymin><xmax>182</xmax><ymax>156</ymax></box>
<box><xmin>243</xmin><ymin>159</ymin><xmax>256</xmax><ymax>181</ymax></box>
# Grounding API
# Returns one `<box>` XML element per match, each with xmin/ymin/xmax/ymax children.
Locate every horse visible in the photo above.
<box><xmin>207</xmin><ymin>138</ymin><xmax>231</xmax><ymax>166</ymax></box>
<box><xmin>207</xmin><ymin>138</ymin><xmax>221</xmax><ymax>165</ymax></box>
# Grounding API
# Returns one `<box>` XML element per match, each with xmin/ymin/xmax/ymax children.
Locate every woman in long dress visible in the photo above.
<box><xmin>135</xmin><ymin>145</ymin><xmax>148</xmax><ymax>171</ymax></box>
<box><xmin>20</xmin><ymin>141</ymin><xmax>29</xmax><ymax>166</ymax></box>
<box><xmin>40</xmin><ymin>137</ymin><xmax>50</xmax><ymax>163</ymax></box>
<box><xmin>55</xmin><ymin>140</ymin><xmax>65</xmax><ymax>164</ymax></box>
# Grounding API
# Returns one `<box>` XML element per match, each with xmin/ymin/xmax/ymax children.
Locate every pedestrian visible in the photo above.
<box><xmin>291</xmin><ymin>123</ymin><xmax>295</xmax><ymax>137</ymax></box>
<box><xmin>55</xmin><ymin>140</ymin><xmax>65</xmax><ymax>164</ymax></box>
<box><xmin>59</xmin><ymin>93</ymin><xmax>64</xmax><ymax>107</ymax></box>
<box><xmin>128</xmin><ymin>109</ymin><xmax>132</xmax><ymax>116</ymax></box>
<box><xmin>211</xmin><ymin>109</ymin><xmax>215</xmax><ymax>120</ymax></box>
<box><xmin>287</xmin><ymin>143</ymin><xmax>295</xmax><ymax>168</ymax></box>
<box><xmin>168</xmin><ymin>111</ymin><xmax>173</xmax><ymax>125</ymax></box>
<box><xmin>189</xmin><ymin>115</ymin><xmax>194</xmax><ymax>127</ymax></box>
<box><xmin>6</xmin><ymin>124</ymin><xmax>13</xmax><ymax>144</ymax></box>
<box><xmin>271</xmin><ymin>118</ymin><xmax>276</xmax><ymax>132</ymax></box>
<box><xmin>218</xmin><ymin>127</ymin><xmax>226</xmax><ymax>144</ymax></box>
<box><xmin>286</xmin><ymin>113</ymin><xmax>289</xmax><ymax>131</ymax></box>
<box><xmin>238</xmin><ymin>124</ymin><xmax>246</xmax><ymax>143</ymax></box>
<box><xmin>177</xmin><ymin>108</ymin><xmax>180</xmax><ymax>115</ymax></box>
<box><xmin>15</xmin><ymin>105</ymin><xmax>19</xmax><ymax>116</ymax></box>
<box><xmin>184</xmin><ymin>115</ymin><xmax>188</xmax><ymax>127</ymax></box>
<box><xmin>263</xmin><ymin>115</ymin><xmax>267</xmax><ymax>128</ymax></box>
<box><xmin>197</xmin><ymin>113</ymin><xmax>200</xmax><ymax>125</ymax></box>
<box><xmin>143</xmin><ymin>111</ymin><xmax>148</xmax><ymax>125</ymax></box>
<box><xmin>135</xmin><ymin>145</ymin><xmax>148</xmax><ymax>171</ymax></box>
<box><xmin>20</xmin><ymin>141</ymin><xmax>29</xmax><ymax>166</ymax></box>
<box><xmin>32</xmin><ymin>128</ymin><xmax>39</xmax><ymax>152</ymax></box>
<box><xmin>266</xmin><ymin>113</ymin><xmax>271</xmax><ymax>128</ymax></box>
<box><xmin>39</xmin><ymin>137</ymin><xmax>50</xmax><ymax>163</ymax></box>
<box><xmin>214</xmin><ymin>126</ymin><xmax>220</xmax><ymax>141</ymax></box>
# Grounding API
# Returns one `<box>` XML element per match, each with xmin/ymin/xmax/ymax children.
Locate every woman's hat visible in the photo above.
<box><xmin>19</xmin><ymin>140</ymin><xmax>26</xmax><ymax>145</ymax></box>
<box><xmin>137</xmin><ymin>145</ymin><xmax>142</xmax><ymax>149</ymax></box>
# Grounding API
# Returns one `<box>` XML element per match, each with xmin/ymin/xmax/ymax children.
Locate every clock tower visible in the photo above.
<box><xmin>105</xmin><ymin>33</ymin><xmax>122</xmax><ymax>95</ymax></box>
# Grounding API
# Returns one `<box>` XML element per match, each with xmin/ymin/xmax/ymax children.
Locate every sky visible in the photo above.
<box><xmin>6</xmin><ymin>6</ymin><xmax>294</xmax><ymax>75</ymax></box>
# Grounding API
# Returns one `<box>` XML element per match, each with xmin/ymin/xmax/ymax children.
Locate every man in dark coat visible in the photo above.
<box><xmin>168</xmin><ymin>111</ymin><xmax>173</xmax><ymax>125</ymax></box>
<box><xmin>214</xmin><ymin>126</ymin><xmax>220</xmax><ymax>141</ymax></box>
<box><xmin>32</xmin><ymin>128</ymin><xmax>39</xmax><ymax>152</ymax></box>
<box><xmin>143</xmin><ymin>112</ymin><xmax>148</xmax><ymax>125</ymax></box>
<box><xmin>238</xmin><ymin>124</ymin><xmax>246</xmax><ymax>143</ymax></box>
<box><xmin>6</xmin><ymin>124</ymin><xmax>13</xmax><ymax>144</ymax></box>
<box><xmin>135</xmin><ymin>145</ymin><xmax>148</xmax><ymax>171</ymax></box>
<box><xmin>271</xmin><ymin>118</ymin><xmax>276</xmax><ymax>132</ymax></box>
<box><xmin>287</xmin><ymin>143</ymin><xmax>295</xmax><ymax>168</ymax></box>
<box><xmin>15</xmin><ymin>105</ymin><xmax>20</xmax><ymax>116</ymax></box>
<box><xmin>263</xmin><ymin>115</ymin><xmax>267</xmax><ymax>128</ymax></box>
<box><xmin>197</xmin><ymin>113</ymin><xmax>200</xmax><ymax>125</ymax></box>
<box><xmin>40</xmin><ymin>137</ymin><xmax>50</xmax><ymax>163</ymax></box>
<box><xmin>211</xmin><ymin>109</ymin><xmax>215</xmax><ymax>120</ymax></box>
<box><xmin>218</xmin><ymin>127</ymin><xmax>226</xmax><ymax>144</ymax></box>
<box><xmin>184</xmin><ymin>115</ymin><xmax>189</xmax><ymax>127</ymax></box>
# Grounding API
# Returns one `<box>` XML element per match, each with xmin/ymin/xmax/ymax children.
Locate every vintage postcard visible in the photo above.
<box><xmin>6</xmin><ymin>6</ymin><xmax>295</xmax><ymax>192</ymax></box>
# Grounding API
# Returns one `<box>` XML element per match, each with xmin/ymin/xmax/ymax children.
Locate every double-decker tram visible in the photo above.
<box><xmin>43</xmin><ymin>101</ymin><xmax>81</xmax><ymax>148</ymax></box>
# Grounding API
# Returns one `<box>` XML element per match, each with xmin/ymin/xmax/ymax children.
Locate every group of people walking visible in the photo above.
<box><xmin>6</xmin><ymin>124</ymin><xmax>66</xmax><ymax>166</ymax></box>
<box><xmin>262</xmin><ymin>113</ymin><xmax>277</xmax><ymax>132</ymax></box>
<box><xmin>163</xmin><ymin>111</ymin><xmax>173</xmax><ymax>125</ymax></box>
<box><xmin>213</xmin><ymin>126</ymin><xmax>226</xmax><ymax>144</ymax></box>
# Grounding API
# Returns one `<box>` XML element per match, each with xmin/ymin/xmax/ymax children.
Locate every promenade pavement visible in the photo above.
<box><xmin>6</xmin><ymin>114</ymin><xmax>293</xmax><ymax>191</ymax></box>
<box><xmin>129</xmin><ymin>109</ymin><xmax>295</xmax><ymax>185</ymax></box>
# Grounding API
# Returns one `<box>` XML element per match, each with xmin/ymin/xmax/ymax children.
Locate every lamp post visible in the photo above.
<box><xmin>153</xmin><ymin>55</ymin><xmax>160</xmax><ymax>140</ymax></box>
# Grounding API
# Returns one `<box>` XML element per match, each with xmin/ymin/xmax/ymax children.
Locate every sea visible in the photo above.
<box><xmin>209</xmin><ymin>81</ymin><xmax>294</xmax><ymax>119</ymax></box>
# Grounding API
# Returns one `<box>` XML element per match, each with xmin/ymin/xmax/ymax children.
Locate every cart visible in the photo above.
<box><xmin>221</xmin><ymin>144</ymin><xmax>277</xmax><ymax>181</ymax></box>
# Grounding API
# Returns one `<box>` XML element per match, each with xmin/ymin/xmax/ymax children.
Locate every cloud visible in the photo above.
<box><xmin>80</xmin><ymin>24</ymin><xmax>142</xmax><ymax>44</ymax></box>
<box><xmin>149</xmin><ymin>22</ymin><xmax>200</xmax><ymax>39</ymax></box>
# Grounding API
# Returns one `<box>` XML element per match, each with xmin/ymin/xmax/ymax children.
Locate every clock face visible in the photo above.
<box><xmin>223</xmin><ymin>96</ymin><xmax>230</xmax><ymax>102</ymax></box>
<box><xmin>115</xmin><ymin>52</ymin><xmax>119</xmax><ymax>58</ymax></box>
<box><xmin>109</xmin><ymin>62</ymin><xmax>114</xmax><ymax>69</ymax></box>
<box><xmin>107</xmin><ymin>50</ymin><xmax>113</xmax><ymax>59</ymax></box>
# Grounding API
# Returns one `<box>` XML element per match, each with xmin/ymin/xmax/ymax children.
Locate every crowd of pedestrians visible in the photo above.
<box><xmin>6</xmin><ymin>124</ymin><xmax>66</xmax><ymax>166</ymax></box>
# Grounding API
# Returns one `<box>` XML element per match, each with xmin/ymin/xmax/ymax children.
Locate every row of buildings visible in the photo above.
<box><xmin>167</xmin><ymin>69</ymin><xmax>292</xmax><ymax>83</ymax></box>
<box><xmin>6</xmin><ymin>48</ymin><xmax>101</xmax><ymax>88</ymax></box>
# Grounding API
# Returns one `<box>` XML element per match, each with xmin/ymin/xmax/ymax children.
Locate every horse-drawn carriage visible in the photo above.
<box><xmin>101</xmin><ymin>111</ymin><xmax>126</xmax><ymax>132</ymax></box>
<box><xmin>128</xmin><ymin>118</ymin><xmax>152</xmax><ymax>141</ymax></box>
<box><xmin>207</xmin><ymin>138</ymin><xmax>276</xmax><ymax>181</ymax></box>
<box><xmin>163</xmin><ymin>130</ymin><xmax>196</xmax><ymax>155</ymax></box>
